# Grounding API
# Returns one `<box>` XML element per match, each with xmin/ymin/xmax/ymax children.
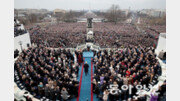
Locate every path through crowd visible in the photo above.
<box><xmin>72</xmin><ymin>51</ymin><xmax>97</xmax><ymax>101</ymax></box>
<box><xmin>71</xmin><ymin>51</ymin><xmax>102</xmax><ymax>101</ymax></box>
<box><xmin>78</xmin><ymin>57</ymin><xmax>91</xmax><ymax>101</ymax></box>
<box><xmin>76</xmin><ymin>51</ymin><xmax>94</xmax><ymax>101</ymax></box>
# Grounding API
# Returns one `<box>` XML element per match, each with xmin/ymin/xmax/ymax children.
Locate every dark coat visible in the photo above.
<box><xmin>84</xmin><ymin>63</ymin><xmax>89</xmax><ymax>73</ymax></box>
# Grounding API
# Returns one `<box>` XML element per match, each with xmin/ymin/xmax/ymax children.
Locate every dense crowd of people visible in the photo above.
<box><xmin>144</xmin><ymin>25</ymin><xmax>166</xmax><ymax>38</ymax></box>
<box><xmin>93</xmin><ymin>22</ymin><xmax>157</xmax><ymax>48</ymax></box>
<box><xmin>14</xmin><ymin>44</ymin><xmax>165</xmax><ymax>101</ymax></box>
<box><xmin>25</xmin><ymin>22</ymin><xmax>165</xmax><ymax>48</ymax></box>
<box><xmin>14</xmin><ymin>45</ymin><xmax>83</xmax><ymax>100</ymax></box>
<box><xmin>150</xmin><ymin>25</ymin><xmax>166</xmax><ymax>33</ymax></box>
<box><xmin>92</xmin><ymin>45</ymin><xmax>162</xmax><ymax>100</ymax></box>
<box><xmin>14</xmin><ymin>19</ymin><xmax>166</xmax><ymax>100</ymax></box>
<box><xmin>26</xmin><ymin>22</ymin><xmax>86</xmax><ymax>48</ymax></box>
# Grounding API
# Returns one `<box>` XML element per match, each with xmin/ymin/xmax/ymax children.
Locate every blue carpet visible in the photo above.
<box><xmin>72</xmin><ymin>52</ymin><xmax>100</xmax><ymax>101</ymax></box>
<box><xmin>83</xmin><ymin>51</ymin><xmax>94</xmax><ymax>57</ymax></box>
<box><xmin>79</xmin><ymin>57</ymin><xmax>92</xmax><ymax>101</ymax></box>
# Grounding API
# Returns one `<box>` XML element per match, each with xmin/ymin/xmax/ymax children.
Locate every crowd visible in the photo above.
<box><xmin>14</xmin><ymin>44</ymin><xmax>165</xmax><ymax>100</ymax></box>
<box><xmin>14</xmin><ymin>20</ymin><xmax>166</xmax><ymax>100</ymax></box>
<box><xmin>150</xmin><ymin>25</ymin><xmax>166</xmax><ymax>33</ymax></box>
<box><xmin>14</xmin><ymin>45</ymin><xmax>83</xmax><ymax>100</ymax></box>
<box><xmin>92</xmin><ymin>45</ymin><xmax>162</xmax><ymax>101</ymax></box>
<box><xmin>93</xmin><ymin>22</ymin><xmax>157</xmax><ymax>48</ymax></box>
<box><xmin>13</xmin><ymin>16</ymin><xmax>166</xmax><ymax>101</ymax></box>
<box><xmin>25</xmin><ymin>22</ymin><xmax>161</xmax><ymax>48</ymax></box>
<box><xmin>14</xmin><ymin>19</ymin><xmax>27</xmax><ymax>37</ymax></box>
<box><xmin>145</xmin><ymin>25</ymin><xmax>166</xmax><ymax>40</ymax></box>
<box><xmin>26</xmin><ymin>22</ymin><xmax>86</xmax><ymax>48</ymax></box>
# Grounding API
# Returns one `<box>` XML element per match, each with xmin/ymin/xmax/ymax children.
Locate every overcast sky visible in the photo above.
<box><xmin>14</xmin><ymin>0</ymin><xmax>166</xmax><ymax>11</ymax></box>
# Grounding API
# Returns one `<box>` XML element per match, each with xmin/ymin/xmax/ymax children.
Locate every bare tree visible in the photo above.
<box><xmin>28</xmin><ymin>14</ymin><xmax>38</xmax><ymax>23</ymax></box>
<box><xmin>62</xmin><ymin>10</ymin><xmax>84</xmax><ymax>22</ymax></box>
<box><xmin>106</xmin><ymin>4</ymin><xmax>122</xmax><ymax>24</ymax></box>
<box><xmin>14</xmin><ymin>9</ymin><xmax>18</xmax><ymax>18</ymax></box>
<box><xmin>53</xmin><ymin>10</ymin><xmax>85</xmax><ymax>23</ymax></box>
<box><xmin>64</xmin><ymin>10</ymin><xmax>75</xmax><ymax>22</ymax></box>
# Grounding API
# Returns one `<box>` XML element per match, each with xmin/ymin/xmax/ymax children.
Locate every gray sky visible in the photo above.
<box><xmin>14</xmin><ymin>0</ymin><xmax>166</xmax><ymax>11</ymax></box>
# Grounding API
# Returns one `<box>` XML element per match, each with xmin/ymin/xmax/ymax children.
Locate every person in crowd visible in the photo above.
<box><xmin>84</xmin><ymin>61</ymin><xmax>89</xmax><ymax>76</ymax></box>
<box><xmin>24</xmin><ymin>96</ymin><xmax>33</xmax><ymax>101</ymax></box>
<box><xmin>14</xmin><ymin>49</ymin><xmax>19</xmax><ymax>58</ymax></box>
<box><xmin>38</xmin><ymin>82</ymin><xmax>44</xmax><ymax>97</ymax></box>
<box><xmin>61</xmin><ymin>87</ymin><xmax>69</xmax><ymax>100</ymax></box>
<box><xmin>103</xmin><ymin>90</ymin><xmax>109</xmax><ymax>101</ymax></box>
<box><xmin>100</xmin><ymin>74</ymin><xmax>105</xmax><ymax>85</ymax></box>
<box><xmin>92</xmin><ymin>45</ymin><xmax>162</xmax><ymax>101</ymax></box>
<box><xmin>157</xmin><ymin>81</ymin><xmax>166</xmax><ymax>100</ymax></box>
<box><xmin>150</xmin><ymin>89</ymin><xmax>159</xmax><ymax>101</ymax></box>
<box><xmin>14</xmin><ymin>46</ymin><xmax>79</xmax><ymax>100</ymax></box>
<box><xmin>44</xmin><ymin>84</ymin><xmax>50</xmax><ymax>98</ymax></box>
<box><xmin>78</xmin><ymin>51</ymin><xmax>83</xmax><ymax>65</ymax></box>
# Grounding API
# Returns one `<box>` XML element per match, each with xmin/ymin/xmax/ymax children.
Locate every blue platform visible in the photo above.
<box><xmin>83</xmin><ymin>51</ymin><xmax>94</xmax><ymax>58</ymax></box>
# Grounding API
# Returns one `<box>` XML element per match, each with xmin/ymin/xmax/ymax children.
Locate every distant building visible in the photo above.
<box><xmin>121</xmin><ymin>9</ymin><xmax>130</xmax><ymax>17</ymax></box>
<box><xmin>53</xmin><ymin>9</ymin><xmax>66</xmax><ymax>15</ymax></box>
<box><xmin>77</xmin><ymin>11</ymin><xmax>105</xmax><ymax>22</ymax></box>
<box><xmin>43</xmin><ymin>15</ymin><xmax>57</xmax><ymax>24</ymax></box>
<box><xmin>139</xmin><ymin>9</ymin><xmax>166</xmax><ymax>17</ymax></box>
<box><xmin>126</xmin><ymin>18</ymin><xmax>132</xmax><ymax>23</ymax></box>
<box><xmin>15</xmin><ymin>9</ymin><xmax>49</xmax><ymax>15</ymax></box>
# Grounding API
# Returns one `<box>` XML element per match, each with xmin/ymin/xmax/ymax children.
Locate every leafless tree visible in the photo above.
<box><xmin>106</xmin><ymin>4</ymin><xmax>122</xmax><ymax>24</ymax></box>
<box><xmin>56</xmin><ymin>10</ymin><xmax>85</xmax><ymax>22</ymax></box>
<box><xmin>28</xmin><ymin>14</ymin><xmax>38</xmax><ymax>23</ymax></box>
